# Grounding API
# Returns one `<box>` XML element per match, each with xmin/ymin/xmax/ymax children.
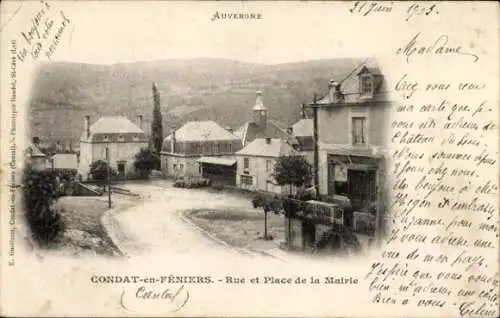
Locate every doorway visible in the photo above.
<box><xmin>301</xmin><ymin>220</ymin><xmax>316</xmax><ymax>250</ymax></box>
<box><xmin>117</xmin><ymin>162</ymin><xmax>126</xmax><ymax>177</ymax></box>
<box><xmin>347</xmin><ymin>169</ymin><xmax>376</xmax><ymax>209</ymax></box>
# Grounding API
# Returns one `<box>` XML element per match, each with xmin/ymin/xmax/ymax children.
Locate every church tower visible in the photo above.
<box><xmin>252</xmin><ymin>91</ymin><xmax>267</xmax><ymax>128</ymax></box>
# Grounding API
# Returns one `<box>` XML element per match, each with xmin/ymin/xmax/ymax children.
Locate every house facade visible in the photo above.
<box><xmin>235</xmin><ymin>137</ymin><xmax>300</xmax><ymax>194</ymax></box>
<box><xmin>160</xmin><ymin>121</ymin><xmax>242</xmax><ymax>179</ymax></box>
<box><xmin>309</xmin><ymin>62</ymin><xmax>391</xmax><ymax>234</ymax></box>
<box><xmin>78</xmin><ymin>115</ymin><xmax>148</xmax><ymax>180</ymax></box>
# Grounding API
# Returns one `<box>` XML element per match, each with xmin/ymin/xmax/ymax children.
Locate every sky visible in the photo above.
<box><xmin>2</xmin><ymin>1</ymin><xmax>397</xmax><ymax>65</ymax></box>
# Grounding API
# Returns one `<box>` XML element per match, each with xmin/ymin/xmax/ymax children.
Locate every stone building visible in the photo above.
<box><xmin>160</xmin><ymin>120</ymin><xmax>242</xmax><ymax>180</ymax></box>
<box><xmin>309</xmin><ymin>61</ymin><xmax>392</xmax><ymax>236</ymax></box>
<box><xmin>234</xmin><ymin>137</ymin><xmax>300</xmax><ymax>194</ymax></box>
<box><xmin>78</xmin><ymin>115</ymin><xmax>148</xmax><ymax>180</ymax></box>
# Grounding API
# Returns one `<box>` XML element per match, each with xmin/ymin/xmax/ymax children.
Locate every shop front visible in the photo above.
<box><xmin>284</xmin><ymin>199</ymin><xmax>353</xmax><ymax>252</ymax></box>
<box><xmin>325</xmin><ymin>154</ymin><xmax>385</xmax><ymax>235</ymax></box>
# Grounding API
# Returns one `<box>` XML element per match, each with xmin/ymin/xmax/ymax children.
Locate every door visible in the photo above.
<box><xmin>347</xmin><ymin>169</ymin><xmax>376</xmax><ymax>208</ymax></box>
<box><xmin>117</xmin><ymin>163</ymin><xmax>125</xmax><ymax>177</ymax></box>
<box><xmin>327</xmin><ymin>162</ymin><xmax>336</xmax><ymax>195</ymax></box>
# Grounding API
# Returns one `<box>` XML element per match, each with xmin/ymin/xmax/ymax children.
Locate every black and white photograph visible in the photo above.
<box><xmin>1</xmin><ymin>1</ymin><xmax>498</xmax><ymax>317</ymax></box>
<box><xmin>24</xmin><ymin>57</ymin><xmax>390</xmax><ymax>260</ymax></box>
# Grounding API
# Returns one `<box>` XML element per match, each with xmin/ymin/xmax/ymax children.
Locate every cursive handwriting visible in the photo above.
<box><xmin>349</xmin><ymin>1</ymin><xmax>393</xmax><ymax>16</ymax></box>
<box><xmin>120</xmin><ymin>285</ymin><xmax>189</xmax><ymax>313</ymax></box>
<box><xmin>396</xmin><ymin>32</ymin><xmax>479</xmax><ymax>64</ymax></box>
<box><xmin>16</xmin><ymin>1</ymin><xmax>71</xmax><ymax>63</ymax></box>
<box><xmin>406</xmin><ymin>4</ymin><xmax>438</xmax><ymax>22</ymax></box>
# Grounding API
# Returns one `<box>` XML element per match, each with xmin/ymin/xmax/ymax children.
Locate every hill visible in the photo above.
<box><xmin>28</xmin><ymin>57</ymin><xmax>364</xmax><ymax>146</ymax></box>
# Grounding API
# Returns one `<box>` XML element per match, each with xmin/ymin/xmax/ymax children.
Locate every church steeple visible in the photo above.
<box><xmin>252</xmin><ymin>91</ymin><xmax>267</xmax><ymax>128</ymax></box>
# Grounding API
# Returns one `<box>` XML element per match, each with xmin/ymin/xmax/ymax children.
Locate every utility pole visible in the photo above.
<box><xmin>312</xmin><ymin>93</ymin><xmax>320</xmax><ymax>198</ymax></box>
<box><xmin>106</xmin><ymin>145</ymin><xmax>112</xmax><ymax>208</ymax></box>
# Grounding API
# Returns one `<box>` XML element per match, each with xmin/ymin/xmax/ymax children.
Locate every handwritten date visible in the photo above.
<box><xmin>349</xmin><ymin>1</ymin><xmax>392</xmax><ymax>16</ymax></box>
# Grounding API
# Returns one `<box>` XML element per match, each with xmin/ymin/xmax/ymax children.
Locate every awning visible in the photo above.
<box><xmin>197</xmin><ymin>157</ymin><xmax>236</xmax><ymax>166</ymax></box>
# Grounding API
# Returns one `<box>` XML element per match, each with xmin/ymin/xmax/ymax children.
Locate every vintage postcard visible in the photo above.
<box><xmin>0</xmin><ymin>1</ymin><xmax>498</xmax><ymax>317</ymax></box>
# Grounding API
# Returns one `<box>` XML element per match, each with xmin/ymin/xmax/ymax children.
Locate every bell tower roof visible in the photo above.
<box><xmin>252</xmin><ymin>91</ymin><xmax>266</xmax><ymax>111</ymax></box>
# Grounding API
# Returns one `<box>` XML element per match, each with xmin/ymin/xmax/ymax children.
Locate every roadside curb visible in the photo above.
<box><xmin>100</xmin><ymin>200</ymin><xmax>141</xmax><ymax>258</ymax></box>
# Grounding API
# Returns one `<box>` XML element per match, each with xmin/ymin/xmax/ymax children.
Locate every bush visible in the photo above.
<box><xmin>251</xmin><ymin>194</ymin><xmax>265</xmax><ymax>208</ymax></box>
<box><xmin>89</xmin><ymin>160</ymin><xmax>118</xmax><ymax>182</ymax></box>
<box><xmin>211</xmin><ymin>183</ymin><xmax>224</xmax><ymax>191</ymax></box>
<box><xmin>22</xmin><ymin>166</ymin><xmax>65</xmax><ymax>247</ymax></box>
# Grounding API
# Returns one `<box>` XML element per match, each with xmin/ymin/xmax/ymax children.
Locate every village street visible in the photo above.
<box><xmin>104</xmin><ymin>181</ymin><xmax>285</xmax><ymax>261</ymax></box>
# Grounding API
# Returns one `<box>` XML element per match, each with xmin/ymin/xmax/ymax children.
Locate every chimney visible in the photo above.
<box><xmin>265</xmin><ymin>137</ymin><xmax>271</xmax><ymax>144</ymax></box>
<box><xmin>328</xmin><ymin>79</ymin><xmax>343</xmax><ymax>103</ymax></box>
<box><xmin>84</xmin><ymin>116</ymin><xmax>90</xmax><ymax>138</ymax></box>
<box><xmin>170</xmin><ymin>127</ymin><xmax>176</xmax><ymax>153</ymax></box>
<box><xmin>136</xmin><ymin>115</ymin><xmax>143</xmax><ymax>130</ymax></box>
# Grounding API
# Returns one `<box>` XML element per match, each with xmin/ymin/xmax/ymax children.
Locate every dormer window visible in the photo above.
<box><xmin>118</xmin><ymin>135</ymin><xmax>124</xmax><ymax>141</ymax></box>
<box><xmin>103</xmin><ymin>135</ymin><xmax>109</xmax><ymax>141</ymax></box>
<box><xmin>132</xmin><ymin>135</ymin><xmax>138</xmax><ymax>141</ymax></box>
<box><xmin>360</xmin><ymin>76</ymin><xmax>373</xmax><ymax>95</ymax></box>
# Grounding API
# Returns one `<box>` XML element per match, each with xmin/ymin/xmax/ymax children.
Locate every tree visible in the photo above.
<box><xmin>22</xmin><ymin>165</ymin><xmax>65</xmax><ymax>247</ymax></box>
<box><xmin>252</xmin><ymin>194</ymin><xmax>281</xmax><ymax>241</ymax></box>
<box><xmin>134</xmin><ymin>147</ymin><xmax>160</xmax><ymax>179</ymax></box>
<box><xmin>272</xmin><ymin>155</ymin><xmax>312</xmax><ymax>248</ymax></box>
<box><xmin>89</xmin><ymin>160</ymin><xmax>117</xmax><ymax>185</ymax></box>
<box><xmin>273</xmin><ymin>155</ymin><xmax>313</xmax><ymax>196</ymax></box>
<box><xmin>151</xmin><ymin>82</ymin><xmax>164</xmax><ymax>161</ymax></box>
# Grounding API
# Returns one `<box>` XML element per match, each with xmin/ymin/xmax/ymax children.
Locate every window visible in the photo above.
<box><xmin>103</xmin><ymin>135</ymin><xmax>109</xmax><ymax>141</ymax></box>
<box><xmin>352</xmin><ymin>117</ymin><xmax>366</xmax><ymax>145</ymax></box>
<box><xmin>118</xmin><ymin>135</ymin><xmax>124</xmax><ymax>141</ymax></box>
<box><xmin>266</xmin><ymin>160</ymin><xmax>272</xmax><ymax>173</ymax></box>
<box><xmin>173</xmin><ymin>164</ymin><xmax>177</xmax><ymax>169</ymax></box>
<box><xmin>204</xmin><ymin>144</ymin><xmax>210</xmax><ymax>154</ymax></box>
<box><xmin>179</xmin><ymin>163</ymin><xmax>184</xmax><ymax>170</ymax></box>
<box><xmin>132</xmin><ymin>135</ymin><xmax>138</xmax><ymax>141</ymax></box>
<box><xmin>229</xmin><ymin>143</ymin><xmax>232</xmax><ymax>153</ymax></box>
<box><xmin>243</xmin><ymin>157</ymin><xmax>250</xmax><ymax>170</ymax></box>
<box><xmin>240</xmin><ymin>175</ymin><xmax>253</xmax><ymax>186</ymax></box>
<box><xmin>361</xmin><ymin>76</ymin><xmax>373</xmax><ymax>95</ymax></box>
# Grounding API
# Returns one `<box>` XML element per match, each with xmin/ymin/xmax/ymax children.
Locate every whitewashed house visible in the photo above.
<box><xmin>234</xmin><ymin>137</ymin><xmax>300</xmax><ymax>194</ymax></box>
<box><xmin>78</xmin><ymin>115</ymin><xmax>148</xmax><ymax>180</ymax></box>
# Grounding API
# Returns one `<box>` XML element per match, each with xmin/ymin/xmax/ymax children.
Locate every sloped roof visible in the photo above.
<box><xmin>292</xmin><ymin>119</ymin><xmax>313</xmax><ymax>137</ymax></box>
<box><xmin>26</xmin><ymin>141</ymin><xmax>46</xmax><ymax>157</ymax></box>
<box><xmin>163</xmin><ymin>120</ymin><xmax>239</xmax><ymax>142</ymax></box>
<box><xmin>235</xmin><ymin>138</ymin><xmax>299</xmax><ymax>158</ymax></box>
<box><xmin>236</xmin><ymin>119</ymin><xmax>296</xmax><ymax>147</ymax></box>
<box><xmin>90</xmin><ymin>116</ymin><xmax>144</xmax><ymax>134</ymax></box>
<box><xmin>312</xmin><ymin>59</ymin><xmax>390</xmax><ymax>106</ymax></box>
<box><xmin>81</xmin><ymin>116</ymin><xmax>145</xmax><ymax>142</ymax></box>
